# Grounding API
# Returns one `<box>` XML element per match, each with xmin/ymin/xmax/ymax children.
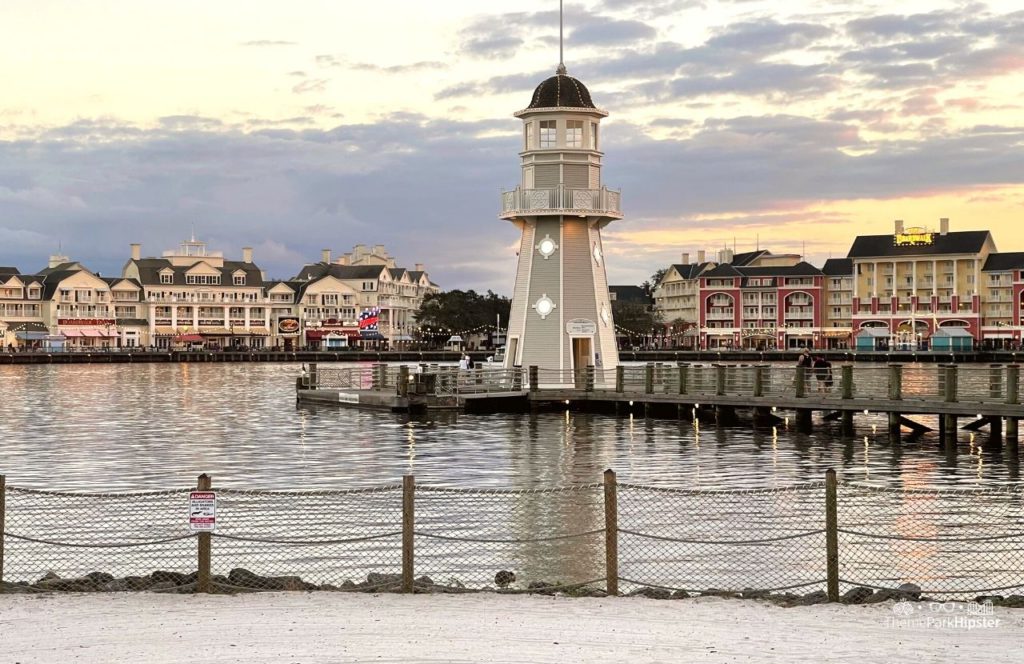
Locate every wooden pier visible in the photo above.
<box><xmin>298</xmin><ymin>362</ymin><xmax>1022</xmax><ymax>442</ymax></box>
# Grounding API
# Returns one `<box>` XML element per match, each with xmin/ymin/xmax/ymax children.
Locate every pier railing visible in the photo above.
<box><xmin>3</xmin><ymin>471</ymin><xmax>1023</xmax><ymax>603</ymax></box>
<box><xmin>305</xmin><ymin>364</ymin><xmax>526</xmax><ymax>398</ymax></box>
<box><xmin>531</xmin><ymin>363</ymin><xmax>1023</xmax><ymax>406</ymax></box>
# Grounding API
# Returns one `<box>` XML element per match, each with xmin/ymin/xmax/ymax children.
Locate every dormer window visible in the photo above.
<box><xmin>233</xmin><ymin>274</ymin><xmax>246</xmax><ymax>286</ymax></box>
<box><xmin>566</xmin><ymin>120</ymin><xmax>583</xmax><ymax>148</ymax></box>
<box><xmin>28</xmin><ymin>287</ymin><xmax>41</xmax><ymax>299</ymax></box>
<box><xmin>160</xmin><ymin>272</ymin><xmax>173</xmax><ymax>285</ymax></box>
<box><xmin>539</xmin><ymin>120</ymin><xmax>556</xmax><ymax>148</ymax></box>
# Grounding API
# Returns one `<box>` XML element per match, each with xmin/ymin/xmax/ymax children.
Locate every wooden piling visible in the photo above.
<box><xmin>887</xmin><ymin>364</ymin><xmax>902</xmax><ymax>401</ymax></box>
<box><xmin>943</xmin><ymin>413</ymin><xmax>958</xmax><ymax>442</ymax></box>
<box><xmin>1007</xmin><ymin>365</ymin><xmax>1019</xmax><ymax>405</ymax></box>
<box><xmin>796</xmin><ymin>408</ymin><xmax>813</xmax><ymax>432</ymax></box>
<box><xmin>840</xmin><ymin>365</ymin><xmax>853</xmax><ymax>400</ymax></box>
<box><xmin>1007</xmin><ymin>417</ymin><xmax>1019</xmax><ymax>442</ymax></box>
<box><xmin>398</xmin><ymin>366</ymin><xmax>410</xmax><ymax>397</ymax></box>
<box><xmin>943</xmin><ymin>365</ymin><xmax>958</xmax><ymax>403</ymax></box>
<box><xmin>644</xmin><ymin>364</ymin><xmax>654</xmax><ymax>394</ymax></box>
<box><xmin>825</xmin><ymin>469</ymin><xmax>839</xmax><ymax>602</ymax></box>
<box><xmin>603</xmin><ymin>469</ymin><xmax>618</xmax><ymax>597</ymax></box>
<box><xmin>841</xmin><ymin>410</ymin><xmax>854</xmax><ymax>436</ymax></box>
<box><xmin>888</xmin><ymin>411</ymin><xmax>901</xmax><ymax>436</ymax></box>
<box><xmin>715</xmin><ymin>363</ymin><xmax>726</xmax><ymax>396</ymax></box>
<box><xmin>678</xmin><ymin>364</ymin><xmax>688</xmax><ymax>395</ymax></box>
<box><xmin>197</xmin><ymin>473</ymin><xmax>212</xmax><ymax>594</ymax></box>
<box><xmin>795</xmin><ymin>367</ymin><xmax>807</xmax><ymax>398</ymax></box>
<box><xmin>402</xmin><ymin>475</ymin><xmax>415</xmax><ymax>593</ymax></box>
<box><xmin>615</xmin><ymin>366</ymin><xmax>624</xmax><ymax>393</ymax></box>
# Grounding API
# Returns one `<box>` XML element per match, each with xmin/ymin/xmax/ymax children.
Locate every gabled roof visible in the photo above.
<box><xmin>822</xmin><ymin>258</ymin><xmax>853</xmax><ymax>276</ymax></box>
<box><xmin>982</xmin><ymin>252</ymin><xmax>1024</xmax><ymax>272</ymax></box>
<box><xmin>739</xmin><ymin>262</ymin><xmax>822</xmax><ymax>277</ymax></box>
<box><xmin>702</xmin><ymin>264</ymin><xmax>742</xmax><ymax>278</ymax></box>
<box><xmin>36</xmin><ymin>261</ymin><xmax>84</xmax><ymax>276</ymax></box>
<box><xmin>296</xmin><ymin>262</ymin><xmax>388</xmax><ymax>281</ymax></box>
<box><xmin>847</xmin><ymin>231</ymin><xmax>991</xmax><ymax>258</ymax></box>
<box><xmin>128</xmin><ymin>258</ymin><xmax>264</xmax><ymax>287</ymax></box>
<box><xmin>0</xmin><ymin>267</ymin><xmax>20</xmax><ymax>277</ymax></box>
<box><xmin>102</xmin><ymin>277</ymin><xmax>142</xmax><ymax>289</ymax></box>
<box><xmin>730</xmin><ymin>250</ymin><xmax>768</xmax><ymax>267</ymax></box>
<box><xmin>39</xmin><ymin>270</ymin><xmax>83</xmax><ymax>299</ymax></box>
<box><xmin>665</xmin><ymin>262</ymin><xmax>715</xmax><ymax>281</ymax></box>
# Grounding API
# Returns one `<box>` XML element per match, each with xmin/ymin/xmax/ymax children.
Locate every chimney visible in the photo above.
<box><xmin>338</xmin><ymin>253</ymin><xmax>351</xmax><ymax>266</ymax></box>
<box><xmin>130</xmin><ymin>243</ymin><xmax>141</xmax><ymax>261</ymax></box>
<box><xmin>354</xmin><ymin>244</ymin><xmax>367</xmax><ymax>258</ymax></box>
<box><xmin>697</xmin><ymin>250</ymin><xmax>706</xmax><ymax>263</ymax></box>
<box><xmin>322</xmin><ymin>249</ymin><xmax>331</xmax><ymax>263</ymax></box>
<box><xmin>48</xmin><ymin>254</ymin><xmax>70</xmax><ymax>269</ymax></box>
<box><xmin>681</xmin><ymin>252</ymin><xmax>690</xmax><ymax>264</ymax></box>
<box><xmin>939</xmin><ymin>217</ymin><xmax>949</xmax><ymax>236</ymax></box>
<box><xmin>373</xmin><ymin>244</ymin><xmax>385</xmax><ymax>256</ymax></box>
<box><xmin>242</xmin><ymin>247</ymin><xmax>253</xmax><ymax>263</ymax></box>
<box><xmin>414</xmin><ymin>263</ymin><xmax>424</xmax><ymax>272</ymax></box>
<box><xmin>894</xmin><ymin>219</ymin><xmax>904</xmax><ymax>234</ymax></box>
<box><xmin>718</xmin><ymin>248</ymin><xmax>734</xmax><ymax>264</ymax></box>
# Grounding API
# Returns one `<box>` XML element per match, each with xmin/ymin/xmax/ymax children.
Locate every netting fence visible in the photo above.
<box><xmin>2</xmin><ymin>473</ymin><xmax>1023</xmax><ymax>601</ymax></box>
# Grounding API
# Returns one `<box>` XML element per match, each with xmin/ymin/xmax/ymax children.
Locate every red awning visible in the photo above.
<box><xmin>174</xmin><ymin>334</ymin><xmax>205</xmax><ymax>343</ymax></box>
<box><xmin>306</xmin><ymin>330</ymin><xmax>326</xmax><ymax>340</ymax></box>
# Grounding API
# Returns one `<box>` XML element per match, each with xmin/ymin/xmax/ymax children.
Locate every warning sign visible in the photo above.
<box><xmin>189</xmin><ymin>491</ymin><xmax>217</xmax><ymax>531</ymax></box>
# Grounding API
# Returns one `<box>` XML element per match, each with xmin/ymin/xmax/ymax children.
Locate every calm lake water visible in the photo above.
<box><xmin>0</xmin><ymin>363</ymin><xmax>1018</xmax><ymax>491</ymax></box>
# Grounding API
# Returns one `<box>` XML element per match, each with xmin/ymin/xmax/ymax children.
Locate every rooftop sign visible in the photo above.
<box><xmin>894</xmin><ymin>227</ymin><xmax>935</xmax><ymax>246</ymax></box>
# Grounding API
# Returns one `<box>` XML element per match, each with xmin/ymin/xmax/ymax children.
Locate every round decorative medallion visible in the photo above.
<box><xmin>533</xmin><ymin>294</ymin><xmax>556</xmax><ymax>319</ymax></box>
<box><xmin>536</xmin><ymin>234</ymin><xmax>558</xmax><ymax>260</ymax></box>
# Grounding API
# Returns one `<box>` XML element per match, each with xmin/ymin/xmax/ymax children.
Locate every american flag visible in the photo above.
<box><xmin>358</xmin><ymin>308</ymin><xmax>380</xmax><ymax>332</ymax></box>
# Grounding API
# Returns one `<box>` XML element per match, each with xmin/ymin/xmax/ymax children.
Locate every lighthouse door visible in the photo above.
<box><xmin>571</xmin><ymin>337</ymin><xmax>593</xmax><ymax>387</ymax></box>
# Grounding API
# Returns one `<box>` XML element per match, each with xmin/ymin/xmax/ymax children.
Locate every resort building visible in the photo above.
<box><xmin>980</xmin><ymin>252</ymin><xmax>1024</xmax><ymax>349</ymax></box>
<box><xmin>822</xmin><ymin>259</ymin><xmax>854</xmax><ymax>349</ymax></box>
<box><xmin>0</xmin><ymin>267</ymin><xmax>48</xmax><ymax>349</ymax></box>
<box><xmin>121</xmin><ymin>238</ymin><xmax>271</xmax><ymax>349</ymax></box>
<box><xmin>652</xmin><ymin>251</ymin><xmax>715</xmax><ymax>344</ymax></box>
<box><xmin>848</xmin><ymin>219</ymin><xmax>993</xmax><ymax>350</ymax></box>
<box><xmin>294</xmin><ymin>247</ymin><xmax>439</xmax><ymax>347</ymax></box>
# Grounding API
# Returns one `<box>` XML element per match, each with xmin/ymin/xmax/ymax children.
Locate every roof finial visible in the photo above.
<box><xmin>556</xmin><ymin>0</ymin><xmax>566</xmax><ymax>75</ymax></box>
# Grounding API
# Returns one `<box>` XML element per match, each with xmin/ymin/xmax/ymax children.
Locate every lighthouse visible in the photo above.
<box><xmin>500</xmin><ymin>30</ymin><xmax>622</xmax><ymax>381</ymax></box>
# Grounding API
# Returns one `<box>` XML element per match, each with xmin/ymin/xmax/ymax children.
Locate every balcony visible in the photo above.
<box><xmin>707</xmin><ymin>311</ymin><xmax>735</xmax><ymax>321</ymax></box>
<box><xmin>500</xmin><ymin>186</ymin><xmax>623</xmax><ymax>219</ymax></box>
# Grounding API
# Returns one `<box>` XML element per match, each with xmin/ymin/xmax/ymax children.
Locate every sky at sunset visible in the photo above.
<box><xmin>1</xmin><ymin>0</ymin><xmax>1022</xmax><ymax>291</ymax></box>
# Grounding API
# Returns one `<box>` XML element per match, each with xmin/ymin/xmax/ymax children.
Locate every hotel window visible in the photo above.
<box><xmin>233</xmin><ymin>275</ymin><xmax>246</xmax><ymax>286</ymax></box>
<box><xmin>28</xmin><ymin>287</ymin><xmax>41</xmax><ymax>299</ymax></box>
<box><xmin>160</xmin><ymin>273</ymin><xmax>173</xmax><ymax>285</ymax></box>
<box><xmin>539</xmin><ymin>120</ymin><xmax>556</xmax><ymax>148</ymax></box>
<box><xmin>589</xmin><ymin>122</ymin><xmax>598</xmax><ymax>150</ymax></box>
<box><xmin>524</xmin><ymin>122</ymin><xmax>534</xmax><ymax>150</ymax></box>
<box><xmin>566</xmin><ymin>120</ymin><xmax>583</xmax><ymax>148</ymax></box>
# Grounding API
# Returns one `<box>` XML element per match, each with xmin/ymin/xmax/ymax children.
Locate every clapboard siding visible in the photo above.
<box><xmin>589</xmin><ymin>225</ymin><xmax>618</xmax><ymax>371</ymax></box>
<box><xmin>519</xmin><ymin>217</ymin><xmax>562</xmax><ymax>371</ymax></box>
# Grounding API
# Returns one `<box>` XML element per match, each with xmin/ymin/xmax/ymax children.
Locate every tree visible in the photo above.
<box><xmin>414</xmin><ymin>289</ymin><xmax>512</xmax><ymax>338</ymax></box>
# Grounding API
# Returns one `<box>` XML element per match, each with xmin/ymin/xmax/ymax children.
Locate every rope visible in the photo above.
<box><xmin>417</xmin><ymin>484</ymin><xmax>602</xmax><ymax>495</ymax></box>
<box><xmin>2</xmin><ymin>532</ymin><xmax>196</xmax><ymax>548</ymax></box>
<box><xmin>838</xmin><ymin>529</ymin><xmax>1024</xmax><ymax>543</ymax></box>
<box><xmin>617</xmin><ymin>482</ymin><xmax>826</xmax><ymax>496</ymax></box>
<box><xmin>5</xmin><ymin>487</ymin><xmax>193</xmax><ymax>498</ymax></box>
<box><xmin>211</xmin><ymin>531</ymin><xmax>402</xmax><ymax>545</ymax></box>
<box><xmin>616</xmin><ymin>577</ymin><xmax>827</xmax><ymax>594</ymax></box>
<box><xmin>837</xmin><ymin>579</ymin><xmax>1024</xmax><ymax>595</ymax></box>
<box><xmin>414</xmin><ymin>529</ymin><xmax>604</xmax><ymax>544</ymax></box>
<box><xmin>618</xmin><ymin>529</ymin><xmax>826</xmax><ymax>545</ymax></box>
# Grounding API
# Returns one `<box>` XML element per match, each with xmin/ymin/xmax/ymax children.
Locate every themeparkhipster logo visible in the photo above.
<box><xmin>888</xmin><ymin>599</ymin><xmax>1000</xmax><ymax>630</ymax></box>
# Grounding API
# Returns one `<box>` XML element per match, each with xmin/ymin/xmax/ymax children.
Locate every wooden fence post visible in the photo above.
<box><xmin>197</xmin><ymin>473</ymin><xmax>212</xmax><ymax>594</ymax></box>
<box><xmin>944</xmin><ymin>365</ymin><xmax>958</xmax><ymax>403</ymax></box>
<box><xmin>1007</xmin><ymin>365</ymin><xmax>1020</xmax><ymax>405</ymax></box>
<box><xmin>615</xmin><ymin>366</ymin><xmax>624</xmax><ymax>393</ymax></box>
<box><xmin>795</xmin><ymin>366</ymin><xmax>806</xmax><ymax>398</ymax></box>
<box><xmin>678</xmin><ymin>363</ymin><xmax>688</xmax><ymax>395</ymax></box>
<box><xmin>825</xmin><ymin>469</ymin><xmax>839</xmax><ymax>602</ymax></box>
<box><xmin>0</xmin><ymin>475</ymin><xmax>5</xmax><ymax>593</ymax></box>
<box><xmin>753</xmin><ymin>365</ymin><xmax>765</xmax><ymax>398</ymax></box>
<box><xmin>402</xmin><ymin>475</ymin><xmax>415</xmax><ymax>593</ymax></box>
<box><xmin>603</xmin><ymin>469</ymin><xmax>618</xmax><ymax>597</ymax></box>
<box><xmin>398</xmin><ymin>366</ymin><xmax>410</xmax><ymax>397</ymax></box>
<box><xmin>840</xmin><ymin>365</ymin><xmax>853</xmax><ymax>400</ymax></box>
<box><xmin>644</xmin><ymin>364</ymin><xmax>654</xmax><ymax>394</ymax></box>
<box><xmin>888</xmin><ymin>364</ymin><xmax>903</xmax><ymax>401</ymax></box>
<box><xmin>715</xmin><ymin>364</ymin><xmax>726</xmax><ymax>396</ymax></box>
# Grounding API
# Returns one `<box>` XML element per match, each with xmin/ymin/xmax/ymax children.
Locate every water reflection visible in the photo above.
<box><xmin>0</xmin><ymin>363</ymin><xmax>1020</xmax><ymax>492</ymax></box>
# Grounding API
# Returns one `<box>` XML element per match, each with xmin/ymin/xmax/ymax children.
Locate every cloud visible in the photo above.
<box><xmin>315</xmin><ymin>54</ymin><xmax>448</xmax><ymax>73</ymax></box>
<box><xmin>3</xmin><ymin>107</ymin><xmax>1023</xmax><ymax>291</ymax></box>
<box><xmin>239</xmin><ymin>40</ymin><xmax>296</xmax><ymax>47</ymax></box>
<box><xmin>292</xmin><ymin>79</ymin><xmax>328</xmax><ymax>95</ymax></box>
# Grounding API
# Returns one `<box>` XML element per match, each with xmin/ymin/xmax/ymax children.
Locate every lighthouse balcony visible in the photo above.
<box><xmin>500</xmin><ymin>186</ymin><xmax>622</xmax><ymax>219</ymax></box>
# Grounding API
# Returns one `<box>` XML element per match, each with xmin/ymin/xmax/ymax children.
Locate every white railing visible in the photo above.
<box><xmin>500</xmin><ymin>186</ymin><xmax>622</xmax><ymax>217</ymax></box>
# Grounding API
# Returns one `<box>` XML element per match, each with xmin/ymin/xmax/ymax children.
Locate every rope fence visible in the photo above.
<box><xmin>2</xmin><ymin>472</ymin><xmax>1023</xmax><ymax>603</ymax></box>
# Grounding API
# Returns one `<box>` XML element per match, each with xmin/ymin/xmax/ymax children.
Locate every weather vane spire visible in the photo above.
<box><xmin>557</xmin><ymin>0</ymin><xmax>566</xmax><ymax>75</ymax></box>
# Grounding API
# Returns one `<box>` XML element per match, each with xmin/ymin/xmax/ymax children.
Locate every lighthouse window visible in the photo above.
<box><xmin>539</xmin><ymin>120</ymin><xmax>556</xmax><ymax>148</ymax></box>
<box><xmin>590</xmin><ymin>122</ymin><xmax>598</xmax><ymax>150</ymax></box>
<box><xmin>525</xmin><ymin>122</ymin><xmax>534</xmax><ymax>149</ymax></box>
<box><xmin>566</xmin><ymin>120</ymin><xmax>583</xmax><ymax>148</ymax></box>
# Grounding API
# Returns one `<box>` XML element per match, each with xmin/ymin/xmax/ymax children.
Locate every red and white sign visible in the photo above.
<box><xmin>189</xmin><ymin>491</ymin><xmax>217</xmax><ymax>531</ymax></box>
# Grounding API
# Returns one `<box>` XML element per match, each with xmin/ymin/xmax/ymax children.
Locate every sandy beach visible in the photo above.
<box><xmin>2</xmin><ymin>593</ymin><xmax>1022</xmax><ymax>663</ymax></box>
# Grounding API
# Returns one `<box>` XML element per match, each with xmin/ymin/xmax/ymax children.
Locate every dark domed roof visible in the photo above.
<box><xmin>527</xmin><ymin>72</ymin><xmax>596</xmax><ymax>109</ymax></box>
